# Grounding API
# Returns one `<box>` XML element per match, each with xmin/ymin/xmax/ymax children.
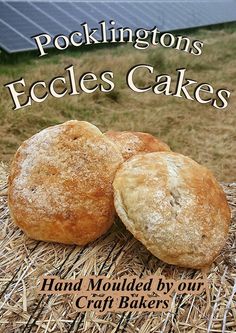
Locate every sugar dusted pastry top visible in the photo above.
<box><xmin>8</xmin><ymin>120</ymin><xmax>123</xmax><ymax>245</ymax></box>
<box><xmin>105</xmin><ymin>131</ymin><xmax>170</xmax><ymax>160</ymax></box>
<box><xmin>113</xmin><ymin>152</ymin><xmax>231</xmax><ymax>269</ymax></box>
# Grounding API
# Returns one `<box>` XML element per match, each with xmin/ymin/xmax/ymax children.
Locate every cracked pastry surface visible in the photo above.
<box><xmin>105</xmin><ymin>131</ymin><xmax>170</xmax><ymax>160</ymax></box>
<box><xmin>113</xmin><ymin>152</ymin><xmax>231</xmax><ymax>269</ymax></box>
<box><xmin>8</xmin><ymin>120</ymin><xmax>123</xmax><ymax>245</ymax></box>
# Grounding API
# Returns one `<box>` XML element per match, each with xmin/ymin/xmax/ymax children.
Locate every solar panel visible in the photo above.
<box><xmin>110</xmin><ymin>3</ymin><xmax>149</xmax><ymax>28</ymax></box>
<box><xmin>71</xmin><ymin>2</ymin><xmax>113</xmax><ymax>36</ymax></box>
<box><xmin>55</xmin><ymin>2</ymin><xmax>106</xmax><ymax>40</ymax></box>
<box><xmin>119</xmin><ymin>2</ymin><xmax>152</xmax><ymax>27</ymax></box>
<box><xmin>0</xmin><ymin>18</ymin><xmax>34</xmax><ymax>52</ymax></box>
<box><xmin>9</xmin><ymin>2</ymin><xmax>70</xmax><ymax>36</ymax></box>
<box><xmin>33</xmin><ymin>2</ymin><xmax>79</xmax><ymax>31</ymax></box>
<box><xmin>0</xmin><ymin>1</ymin><xmax>236</xmax><ymax>53</ymax></box>
<box><xmin>87</xmin><ymin>2</ymin><xmax>133</xmax><ymax>28</ymax></box>
<box><xmin>0</xmin><ymin>2</ymin><xmax>43</xmax><ymax>42</ymax></box>
<box><xmin>74</xmin><ymin>2</ymin><xmax>108</xmax><ymax>22</ymax></box>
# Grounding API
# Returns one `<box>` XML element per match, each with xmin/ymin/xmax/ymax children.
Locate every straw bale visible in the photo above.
<box><xmin>0</xmin><ymin>164</ymin><xmax>235</xmax><ymax>332</ymax></box>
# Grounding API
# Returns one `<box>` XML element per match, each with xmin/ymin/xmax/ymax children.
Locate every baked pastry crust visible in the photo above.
<box><xmin>105</xmin><ymin>131</ymin><xmax>170</xmax><ymax>160</ymax></box>
<box><xmin>113</xmin><ymin>152</ymin><xmax>231</xmax><ymax>269</ymax></box>
<box><xmin>8</xmin><ymin>120</ymin><xmax>123</xmax><ymax>245</ymax></box>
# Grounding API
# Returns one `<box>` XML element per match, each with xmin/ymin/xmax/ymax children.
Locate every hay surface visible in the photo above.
<box><xmin>0</xmin><ymin>164</ymin><xmax>235</xmax><ymax>333</ymax></box>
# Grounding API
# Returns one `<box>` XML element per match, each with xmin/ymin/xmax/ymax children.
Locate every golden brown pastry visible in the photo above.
<box><xmin>105</xmin><ymin>130</ymin><xmax>170</xmax><ymax>160</ymax></box>
<box><xmin>113</xmin><ymin>152</ymin><xmax>231</xmax><ymax>269</ymax></box>
<box><xmin>8</xmin><ymin>120</ymin><xmax>123</xmax><ymax>245</ymax></box>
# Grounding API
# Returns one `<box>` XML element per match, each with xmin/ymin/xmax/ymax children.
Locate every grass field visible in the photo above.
<box><xmin>0</xmin><ymin>24</ymin><xmax>235</xmax><ymax>181</ymax></box>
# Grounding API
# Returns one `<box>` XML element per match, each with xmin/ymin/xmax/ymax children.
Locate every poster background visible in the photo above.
<box><xmin>0</xmin><ymin>1</ymin><xmax>235</xmax><ymax>332</ymax></box>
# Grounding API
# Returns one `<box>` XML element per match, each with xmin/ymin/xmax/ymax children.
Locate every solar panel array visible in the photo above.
<box><xmin>0</xmin><ymin>1</ymin><xmax>236</xmax><ymax>53</ymax></box>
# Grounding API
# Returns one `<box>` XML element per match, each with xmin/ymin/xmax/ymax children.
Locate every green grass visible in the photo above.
<box><xmin>0</xmin><ymin>23</ymin><xmax>236</xmax><ymax>181</ymax></box>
